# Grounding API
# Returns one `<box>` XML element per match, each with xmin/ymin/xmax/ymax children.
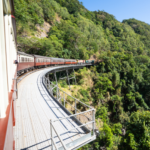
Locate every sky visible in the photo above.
<box><xmin>78</xmin><ymin>0</ymin><xmax>150</xmax><ymax>24</ymax></box>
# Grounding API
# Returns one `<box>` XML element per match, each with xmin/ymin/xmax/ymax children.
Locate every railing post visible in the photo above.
<box><xmin>66</xmin><ymin>69</ymin><xmax>71</xmax><ymax>90</ymax></box>
<box><xmin>13</xmin><ymin>78</ymin><xmax>18</xmax><ymax>99</ymax></box>
<box><xmin>47</xmin><ymin>77</ymin><xmax>49</xmax><ymax>88</ymax></box>
<box><xmin>49</xmin><ymin>80</ymin><xmax>51</xmax><ymax>94</ymax></box>
<box><xmin>75</xmin><ymin>99</ymin><xmax>77</xmax><ymax>115</ymax></box>
<box><xmin>73</xmin><ymin>68</ymin><xmax>77</xmax><ymax>85</ymax></box>
<box><xmin>57</xmin><ymin>85</ymin><xmax>58</xmax><ymax>101</ymax></box>
<box><xmin>50</xmin><ymin>119</ymin><xmax>54</xmax><ymax>150</ymax></box>
<box><xmin>92</xmin><ymin>109</ymin><xmax>95</xmax><ymax>136</ymax></box>
<box><xmin>63</xmin><ymin>92</ymin><xmax>65</xmax><ymax>107</ymax></box>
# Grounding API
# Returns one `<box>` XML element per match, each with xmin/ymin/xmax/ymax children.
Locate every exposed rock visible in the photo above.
<box><xmin>35</xmin><ymin>21</ymin><xmax>51</xmax><ymax>38</ymax></box>
<box><xmin>121</xmin><ymin>128</ymin><xmax>126</xmax><ymax>136</ymax></box>
<box><xmin>55</xmin><ymin>13</ymin><xmax>61</xmax><ymax>23</ymax></box>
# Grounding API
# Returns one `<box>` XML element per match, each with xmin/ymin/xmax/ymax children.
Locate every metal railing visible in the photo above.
<box><xmin>43</xmin><ymin>70</ymin><xmax>95</xmax><ymax>149</ymax></box>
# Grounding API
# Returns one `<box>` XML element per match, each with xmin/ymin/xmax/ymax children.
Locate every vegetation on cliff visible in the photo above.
<box><xmin>14</xmin><ymin>0</ymin><xmax>150</xmax><ymax>59</ymax></box>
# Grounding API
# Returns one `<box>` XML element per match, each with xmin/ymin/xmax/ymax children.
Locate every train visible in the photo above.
<box><xmin>17</xmin><ymin>51</ymin><xmax>94</xmax><ymax>76</ymax></box>
<box><xmin>0</xmin><ymin>0</ymin><xmax>95</xmax><ymax>149</ymax></box>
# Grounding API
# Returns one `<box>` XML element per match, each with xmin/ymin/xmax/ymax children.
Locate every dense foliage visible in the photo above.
<box><xmin>14</xmin><ymin>0</ymin><xmax>150</xmax><ymax>149</ymax></box>
<box><xmin>65</xmin><ymin>55</ymin><xmax>150</xmax><ymax>149</ymax></box>
<box><xmin>14</xmin><ymin>0</ymin><xmax>150</xmax><ymax>59</ymax></box>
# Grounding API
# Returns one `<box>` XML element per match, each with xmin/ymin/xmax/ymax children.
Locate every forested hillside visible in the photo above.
<box><xmin>14</xmin><ymin>0</ymin><xmax>150</xmax><ymax>149</ymax></box>
<box><xmin>14</xmin><ymin>0</ymin><xmax>150</xmax><ymax>59</ymax></box>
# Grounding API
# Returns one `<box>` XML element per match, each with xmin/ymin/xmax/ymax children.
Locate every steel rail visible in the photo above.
<box><xmin>64</xmin><ymin>101</ymin><xmax>93</xmax><ymax>121</ymax></box>
<box><xmin>58</xmin><ymin>121</ymin><xmax>94</xmax><ymax>134</ymax></box>
<box><xmin>42</xmin><ymin>64</ymin><xmax>95</xmax><ymax>149</ymax></box>
<box><xmin>44</xmin><ymin>77</ymin><xmax>93</xmax><ymax>109</ymax></box>
<box><xmin>51</xmin><ymin>121</ymin><xmax>68</xmax><ymax>150</ymax></box>
<box><xmin>52</xmin><ymin>109</ymin><xmax>94</xmax><ymax>122</ymax></box>
<box><xmin>58</xmin><ymin>88</ymin><xmax>93</xmax><ymax>109</ymax></box>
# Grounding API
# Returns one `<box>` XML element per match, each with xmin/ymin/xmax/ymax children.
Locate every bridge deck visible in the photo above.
<box><xmin>14</xmin><ymin>67</ymin><xmax>88</xmax><ymax>150</ymax></box>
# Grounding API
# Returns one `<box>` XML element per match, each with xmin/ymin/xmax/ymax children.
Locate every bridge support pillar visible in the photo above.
<box><xmin>66</xmin><ymin>69</ymin><xmax>71</xmax><ymax>90</ymax></box>
<box><xmin>73</xmin><ymin>68</ymin><xmax>77</xmax><ymax>85</ymax></box>
<box><xmin>54</xmin><ymin>72</ymin><xmax>61</xmax><ymax>101</ymax></box>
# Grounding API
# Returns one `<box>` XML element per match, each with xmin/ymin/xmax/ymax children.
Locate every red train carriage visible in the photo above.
<box><xmin>17</xmin><ymin>51</ymin><xmax>34</xmax><ymax>75</ymax></box>
<box><xmin>34</xmin><ymin>55</ymin><xmax>51</xmax><ymax>68</ymax></box>
<box><xmin>65</xmin><ymin>59</ymin><xmax>77</xmax><ymax>64</ymax></box>
<box><xmin>51</xmin><ymin>58</ymin><xmax>65</xmax><ymax>65</ymax></box>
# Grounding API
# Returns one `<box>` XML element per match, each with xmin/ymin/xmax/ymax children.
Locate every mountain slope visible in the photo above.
<box><xmin>14</xmin><ymin>0</ymin><xmax>150</xmax><ymax>59</ymax></box>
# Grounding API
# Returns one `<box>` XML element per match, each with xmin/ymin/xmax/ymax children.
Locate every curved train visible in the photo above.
<box><xmin>1</xmin><ymin>0</ymin><xmax>96</xmax><ymax>149</ymax></box>
<box><xmin>17</xmin><ymin>51</ymin><xmax>94</xmax><ymax>75</ymax></box>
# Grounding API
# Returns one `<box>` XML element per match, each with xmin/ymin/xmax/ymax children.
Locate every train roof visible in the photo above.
<box><xmin>51</xmin><ymin>57</ymin><xmax>64</xmax><ymax>60</ymax></box>
<box><xmin>34</xmin><ymin>55</ymin><xmax>65</xmax><ymax>60</ymax></box>
<box><xmin>34</xmin><ymin>55</ymin><xmax>51</xmax><ymax>59</ymax></box>
<box><xmin>17</xmin><ymin>51</ymin><xmax>34</xmax><ymax>57</ymax></box>
<box><xmin>18</xmin><ymin>52</ymin><xmax>75</xmax><ymax>61</ymax></box>
<box><xmin>65</xmin><ymin>59</ymin><xmax>76</xmax><ymax>61</ymax></box>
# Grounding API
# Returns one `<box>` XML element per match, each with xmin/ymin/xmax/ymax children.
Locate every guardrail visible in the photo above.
<box><xmin>42</xmin><ymin>69</ymin><xmax>95</xmax><ymax>149</ymax></box>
